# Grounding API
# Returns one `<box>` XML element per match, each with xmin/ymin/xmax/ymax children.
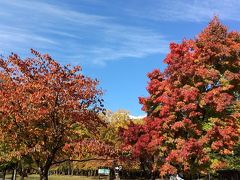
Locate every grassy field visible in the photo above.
<box><xmin>4</xmin><ymin>174</ymin><xmax>106</xmax><ymax>180</ymax></box>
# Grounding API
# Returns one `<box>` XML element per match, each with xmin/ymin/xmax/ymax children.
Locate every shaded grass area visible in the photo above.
<box><xmin>4</xmin><ymin>174</ymin><xmax>104</xmax><ymax>180</ymax></box>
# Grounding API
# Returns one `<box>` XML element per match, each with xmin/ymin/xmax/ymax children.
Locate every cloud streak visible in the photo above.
<box><xmin>0</xmin><ymin>0</ymin><xmax>168</xmax><ymax>65</ymax></box>
<box><xmin>126</xmin><ymin>0</ymin><xmax>240</xmax><ymax>22</ymax></box>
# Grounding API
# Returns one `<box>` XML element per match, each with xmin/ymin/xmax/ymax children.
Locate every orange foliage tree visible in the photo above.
<box><xmin>122</xmin><ymin>17</ymin><xmax>240</xmax><ymax>179</ymax></box>
<box><xmin>0</xmin><ymin>50</ymin><xmax>104</xmax><ymax>180</ymax></box>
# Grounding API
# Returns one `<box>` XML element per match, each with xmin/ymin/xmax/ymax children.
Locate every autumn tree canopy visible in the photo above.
<box><xmin>122</xmin><ymin>17</ymin><xmax>240</xmax><ymax>178</ymax></box>
<box><xmin>68</xmin><ymin>110</ymin><xmax>136</xmax><ymax>170</ymax></box>
<box><xmin>0</xmin><ymin>50</ymin><xmax>104</xmax><ymax>180</ymax></box>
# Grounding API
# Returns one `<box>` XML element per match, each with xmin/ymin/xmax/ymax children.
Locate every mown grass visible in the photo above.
<box><xmin>4</xmin><ymin>174</ymin><xmax>105</xmax><ymax>180</ymax></box>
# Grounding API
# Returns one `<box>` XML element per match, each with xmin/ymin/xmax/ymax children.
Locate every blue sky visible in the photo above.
<box><xmin>0</xmin><ymin>0</ymin><xmax>239</xmax><ymax>116</ymax></box>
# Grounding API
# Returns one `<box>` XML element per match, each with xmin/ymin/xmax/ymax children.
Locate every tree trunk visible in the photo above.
<box><xmin>37</xmin><ymin>153</ymin><xmax>56</xmax><ymax>180</ymax></box>
<box><xmin>183</xmin><ymin>173</ymin><xmax>192</xmax><ymax>180</ymax></box>
<box><xmin>2</xmin><ymin>169</ymin><xmax>6</xmax><ymax>180</ymax></box>
<box><xmin>20</xmin><ymin>168</ymin><xmax>25</xmax><ymax>180</ymax></box>
<box><xmin>150</xmin><ymin>171</ymin><xmax>156</xmax><ymax>180</ymax></box>
<box><xmin>39</xmin><ymin>168</ymin><xmax>49</xmax><ymax>180</ymax></box>
<box><xmin>11</xmin><ymin>169</ymin><xmax>17</xmax><ymax>180</ymax></box>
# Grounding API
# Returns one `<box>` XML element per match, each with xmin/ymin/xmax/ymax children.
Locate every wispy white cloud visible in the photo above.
<box><xmin>0</xmin><ymin>25</ymin><xmax>58</xmax><ymax>55</ymax></box>
<box><xmin>80</xmin><ymin>28</ymin><xmax>169</xmax><ymax>65</ymax></box>
<box><xmin>126</xmin><ymin>0</ymin><xmax>240</xmax><ymax>22</ymax></box>
<box><xmin>0</xmin><ymin>25</ymin><xmax>57</xmax><ymax>45</ymax></box>
<box><xmin>0</xmin><ymin>0</ymin><xmax>168</xmax><ymax>65</ymax></box>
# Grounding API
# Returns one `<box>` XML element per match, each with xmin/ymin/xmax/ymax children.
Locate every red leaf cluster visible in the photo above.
<box><xmin>122</xmin><ymin>17</ymin><xmax>240</xmax><ymax>176</ymax></box>
<box><xmin>0</xmin><ymin>50</ymin><xmax>104</xmax><ymax>172</ymax></box>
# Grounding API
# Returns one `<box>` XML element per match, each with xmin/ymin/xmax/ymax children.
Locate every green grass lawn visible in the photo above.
<box><xmin>4</xmin><ymin>174</ymin><xmax>106</xmax><ymax>180</ymax></box>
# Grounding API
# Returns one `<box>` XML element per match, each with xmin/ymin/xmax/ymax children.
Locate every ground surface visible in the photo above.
<box><xmin>3</xmin><ymin>174</ymin><xmax>106</xmax><ymax>180</ymax></box>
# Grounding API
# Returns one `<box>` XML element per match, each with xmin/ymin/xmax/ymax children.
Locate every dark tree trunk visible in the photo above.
<box><xmin>2</xmin><ymin>169</ymin><xmax>6</xmax><ymax>180</ymax></box>
<box><xmin>39</xmin><ymin>168</ymin><xmax>49</xmax><ymax>180</ymax></box>
<box><xmin>150</xmin><ymin>171</ymin><xmax>157</xmax><ymax>180</ymax></box>
<box><xmin>20</xmin><ymin>168</ymin><xmax>27</xmax><ymax>180</ymax></box>
<box><xmin>11</xmin><ymin>169</ymin><xmax>17</xmax><ymax>180</ymax></box>
<box><xmin>36</xmin><ymin>151</ymin><xmax>57</xmax><ymax>180</ymax></box>
<box><xmin>183</xmin><ymin>173</ymin><xmax>192</xmax><ymax>180</ymax></box>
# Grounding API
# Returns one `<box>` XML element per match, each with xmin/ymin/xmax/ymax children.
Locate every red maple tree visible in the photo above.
<box><xmin>122</xmin><ymin>17</ymin><xmax>240</xmax><ymax>178</ymax></box>
<box><xmin>0</xmin><ymin>50</ymin><xmax>104</xmax><ymax>180</ymax></box>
